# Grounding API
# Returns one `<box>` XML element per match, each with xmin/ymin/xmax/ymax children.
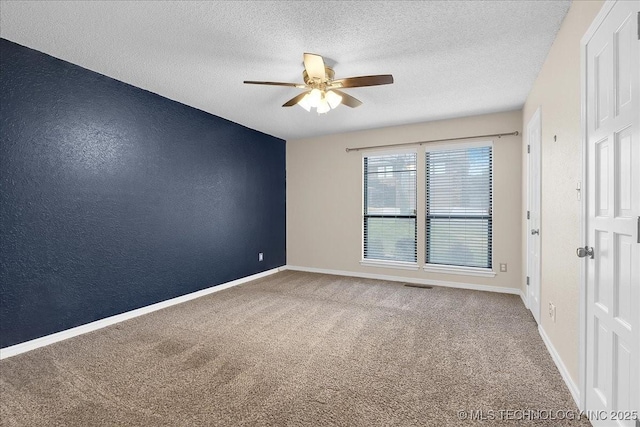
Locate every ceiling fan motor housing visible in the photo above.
<box><xmin>303</xmin><ymin>67</ymin><xmax>335</xmax><ymax>88</ymax></box>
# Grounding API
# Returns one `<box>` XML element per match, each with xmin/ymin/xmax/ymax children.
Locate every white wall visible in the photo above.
<box><xmin>287</xmin><ymin>110</ymin><xmax>522</xmax><ymax>290</ymax></box>
<box><xmin>521</xmin><ymin>0</ymin><xmax>604</xmax><ymax>386</ymax></box>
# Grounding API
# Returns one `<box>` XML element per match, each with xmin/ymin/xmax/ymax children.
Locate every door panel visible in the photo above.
<box><xmin>614</xmin><ymin>335</ymin><xmax>631</xmax><ymax>411</ymax></box>
<box><xmin>596</xmin><ymin>137</ymin><xmax>610</xmax><ymax>217</ymax></box>
<box><xmin>593</xmin><ymin>317</ymin><xmax>610</xmax><ymax>405</ymax></box>
<box><xmin>615</xmin><ymin>234</ymin><xmax>632</xmax><ymax>326</ymax></box>
<box><xmin>594</xmin><ymin>230</ymin><xmax>611</xmax><ymax>312</ymax></box>
<box><xmin>615</xmin><ymin>128</ymin><xmax>633</xmax><ymax>216</ymax></box>
<box><xmin>595</xmin><ymin>43</ymin><xmax>612</xmax><ymax>128</ymax></box>
<box><xmin>614</xmin><ymin>14</ymin><xmax>633</xmax><ymax>113</ymax></box>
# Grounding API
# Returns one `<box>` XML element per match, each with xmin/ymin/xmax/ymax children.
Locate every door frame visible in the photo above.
<box><xmin>526</xmin><ymin>106</ymin><xmax>542</xmax><ymax>323</ymax></box>
<box><xmin>578</xmin><ymin>0</ymin><xmax>617</xmax><ymax>412</ymax></box>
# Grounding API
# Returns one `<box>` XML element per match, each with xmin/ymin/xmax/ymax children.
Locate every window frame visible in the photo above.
<box><xmin>360</xmin><ymin>149</ymin><xmax>419</xmax><ymax>271</ymax></box>
<box><xmin>423</xmin><ymin>140</ymin><xmax>496</xmax><ymax>276</ymax></box>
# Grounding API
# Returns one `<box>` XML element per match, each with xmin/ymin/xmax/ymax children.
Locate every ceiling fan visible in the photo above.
<box><xmin>244</xmin><ymin>53</ymin><xmax>393</xmax><ymax>114</ymax></box>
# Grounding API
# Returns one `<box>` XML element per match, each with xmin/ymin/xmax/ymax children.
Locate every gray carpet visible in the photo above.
<box><xmin>0</xmin><ymin>271</ymin><xmax>592</xmax><ymax>426</ymax></box>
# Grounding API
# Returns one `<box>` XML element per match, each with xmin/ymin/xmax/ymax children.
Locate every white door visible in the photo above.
<box><xmin>584</xmin><ymin>1</ymin><xmax>639</xmax><ymax>426</ymax></box>
<box><xmin>527</xmin><ymin>107</ymin><xmax>542</xmax><ymax>324</ymax></box>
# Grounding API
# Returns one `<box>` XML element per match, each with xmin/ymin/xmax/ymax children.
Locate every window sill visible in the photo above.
<box><xmin>360</xmin><ymin>259</ymin><xmax>420</xmax><ymax>271</ymax></box>
<box><xmin>423</xmin><ymin>264</ymin><xmax>496</xmax><ymax>277</ymax></box>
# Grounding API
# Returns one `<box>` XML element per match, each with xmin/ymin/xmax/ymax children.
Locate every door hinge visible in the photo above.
<box><xmin>637</xmin><ymin>12</ymin><xmax>640</xmax><ymax>40</ymax></box>
<box><xmin>526</xmin><ymin>276</ymin><xmax>530</xmax><ymax>286</ymax></box>
<box><xmin>527</xmin><ymin>210</ymin><xmax>530</xmax><ymax>220</ymax></box>
<box><xmin>527</xmin><ymin>144</ymin><xmax>530</xmax><ymax>154</ymax></box>
<box><xmin>637</xmin><ymin>216</ymin><xmax>640</xmax><ymax>243</ymax></box>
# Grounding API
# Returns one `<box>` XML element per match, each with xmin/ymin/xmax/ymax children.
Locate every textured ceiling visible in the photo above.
<box><xmin>0</xmin><ymin>1</ymin><xmax>570</xmax><ymax>140</ymax></box>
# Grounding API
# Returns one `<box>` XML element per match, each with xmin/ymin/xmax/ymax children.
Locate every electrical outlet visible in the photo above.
<box><xmin>258</xmin><ymin>252</ymin><xmax>263</xmax><ymax>262</ymax></box>
<box><xmin>548</xmin><ymin>302</ymin><xmax>556</xmax><ymax>323</ymax></box>
<box><xmin>500</xmin><ymin>263</ymin><xmax>507</xmax><ymax>272</ymax></box>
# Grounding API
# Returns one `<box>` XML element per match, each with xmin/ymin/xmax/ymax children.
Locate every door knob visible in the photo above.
<box><xmin>531</xmin><ymin>229</ymin><xmax>540</xmax><ymax>235</ymax></box>
<box><xmin>576</xmin><ymin>246</ymin><xmax>594</xmax><ymax>259</ymax></box>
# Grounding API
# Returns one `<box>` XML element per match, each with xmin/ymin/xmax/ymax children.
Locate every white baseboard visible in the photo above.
<box><xmin>284</xmin><ymin>265</ymin><xmax>521</xmax><ymax>295</ymax></box>
<box><xmin>0</xmin><ymin>267</ymin><xmax>285</xmax><ymax>360</ymax></box>
<box><xmin>537</xmin><ymin>325</ymin><xmax>580</xmax><ymax>407</ymax></box>
<box><xmin>520</xmin><ymin>290</ymin><xmax>528</xmax><ymax>308</ymax></box>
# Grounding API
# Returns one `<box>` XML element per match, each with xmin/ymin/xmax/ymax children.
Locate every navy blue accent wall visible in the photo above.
<box><xmin>0</xmin><ymin>39</ymin><xmax>286</xmax><ymax>348</ymax></box>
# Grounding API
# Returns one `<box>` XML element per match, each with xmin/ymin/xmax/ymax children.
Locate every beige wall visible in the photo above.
<box><xmin>287</xmin><ymin>110</ymin><xmax>522</xmax><ymax>290</ymax></box>
<box><xmin>286</xmin><ymin>0</ymin><xmax>604</xmax><ymax>400</ymax></box>
<box><xmin>522</xmin><ymin>0</ymin><xmax>603</xmax><ymax>386</ymax></box>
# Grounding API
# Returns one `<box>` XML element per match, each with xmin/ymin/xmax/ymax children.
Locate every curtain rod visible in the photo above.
<box><xmin>344</xmin><ymin>131</ymin><xmax>519</xmax><ymax>152</ymax></box>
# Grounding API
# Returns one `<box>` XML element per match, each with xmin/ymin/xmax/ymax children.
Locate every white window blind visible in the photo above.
<box><xmin>425</xmin><ymin>145</ymin><xmax>492</xmax><ymax>269</ymax></box>
<box><xmin>363</xmin><ymin>153</ymin><xmax>417</xmax><ymax>263</ymax></box>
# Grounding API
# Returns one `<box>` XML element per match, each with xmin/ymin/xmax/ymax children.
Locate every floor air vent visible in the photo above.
<box><xmin>404</xmin><ymin>284</ymin><xmax>433</xmax><ymax>289</ymax></box>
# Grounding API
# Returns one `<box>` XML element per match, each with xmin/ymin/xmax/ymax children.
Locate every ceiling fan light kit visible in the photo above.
<box><xmin>325</xmin><ymin>90</ymin><xmax>342</xmax><ymax>109</ymax></box>
<box><xmin>307</xmin><ymin>88</ymin><xmax>323</xmax><ymax>108</ymax></box>
<box><xmin>299</xmin><ymin>87</ymin><xmax>342</xmax><ymax>114</ymax></box>
<box><xmin>244</xmin><ymin>53</ymin><xmax>393</xmax><ymax>115</ymax></box>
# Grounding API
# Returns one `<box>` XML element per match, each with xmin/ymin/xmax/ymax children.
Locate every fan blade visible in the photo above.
<box><xmin>244</xmin><ymin>80</ymin><xmax>305</xmax><ymax>88</ymax></box>
<box><xmin>282</xmin><ymin>91</ymin><xmax>311</xmax><ymax>107</ymax></box>
<box><xmin>303</xmin><ymin>53</ymin><xmax>326</xmax><ymax>80</ymax></box>
<box><xmin>331</xmin><ymin>90</ymin><xmax>362</xmax><ymax>108</ymax></box>
<box><xmin>332</xmin><ymin>74</ymin><xmax>394</xmax><ymax>88</ymax></box>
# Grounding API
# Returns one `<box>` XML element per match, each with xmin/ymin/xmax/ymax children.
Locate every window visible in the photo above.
<box><xmin>363</xmin><ymin>152</ymin><xmax>417</xmax><ymax>265</ymax></box>
<box><xmin>425</xmin><ymin>144</ymin><xmax>492</xmax><ymax>269</ymax></box>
